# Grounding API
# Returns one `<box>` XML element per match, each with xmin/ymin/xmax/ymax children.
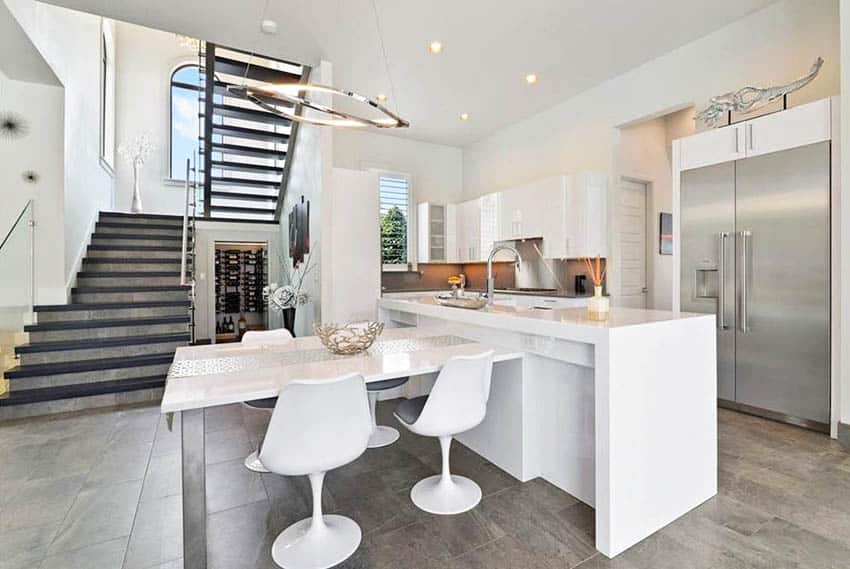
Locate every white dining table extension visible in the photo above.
<box><xmin>160</xmin><ymin>327</ymin><xmax>521</xmax><ymax>569</ymax></box>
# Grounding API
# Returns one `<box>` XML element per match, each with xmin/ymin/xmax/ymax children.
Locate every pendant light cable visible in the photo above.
<box><xmin>370</xmin><ymin>0</ymin><xmax>400</xmax><ymax>115</ymax></box>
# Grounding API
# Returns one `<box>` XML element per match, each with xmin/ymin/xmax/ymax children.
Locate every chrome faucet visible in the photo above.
<box><xmin>486</xmin><ymin>244</ymin><xmax>522</xmax><ymax>304</ymax></box>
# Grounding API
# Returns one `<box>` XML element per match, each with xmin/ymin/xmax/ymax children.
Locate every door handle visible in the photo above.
<box><xmin>747</xmin><ymin>124</ymin><xmax>754</xmax><ymax>151</ymax></box>
<box><xmin>718</xmin><ymin>231</ymin><xmax>729</xmax><ymax>330</ymax></box>
<box><xmin>739</xmin><ymin>230</ymin><xmax>751</xmax><ymax>333</ymax></box>
<box><xmin>734</xmin><ymin>128</ymin><xmax>740</xmax><ymax>154</ymax></box>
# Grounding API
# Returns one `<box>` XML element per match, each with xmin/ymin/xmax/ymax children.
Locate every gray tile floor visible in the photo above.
<box><xmin>1</xmin><ymin>403</ymin><xmax>849</xmax><ymax>569</ymax></box>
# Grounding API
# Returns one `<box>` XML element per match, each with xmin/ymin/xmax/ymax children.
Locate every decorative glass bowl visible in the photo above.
<box><xmin>313</xmin><ymin>321</ymin><xmax>384</xmax><ymax>355</ymax></box>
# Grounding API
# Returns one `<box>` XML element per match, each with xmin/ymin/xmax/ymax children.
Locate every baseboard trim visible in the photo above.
<box><xmin>839</xmin><ymin>422</ymin><xmax>850</xmax><ymax>450</ymax></box>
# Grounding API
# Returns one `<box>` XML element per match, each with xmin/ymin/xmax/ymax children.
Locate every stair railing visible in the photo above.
<box><xmin>0</xmin><ymin>199</ymin><xmax>36</xmax><ymax>323</ymax></box>
<box><xmin>180</xmin><ymin>158</ymin><xmax>198</xmax><ymax>343</ymax></box>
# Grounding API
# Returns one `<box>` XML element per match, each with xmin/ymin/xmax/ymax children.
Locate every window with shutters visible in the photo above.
<box><xmin>379</xmin><ymin>174</ymin><xmax>411</xmax><ymax>269</ymax></box>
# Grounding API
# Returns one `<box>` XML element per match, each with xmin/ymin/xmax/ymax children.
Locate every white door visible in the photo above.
<box><xmin>615</xmin><ymin>180</ymin><xmax>647</xmax><ymax>308</ymax></box>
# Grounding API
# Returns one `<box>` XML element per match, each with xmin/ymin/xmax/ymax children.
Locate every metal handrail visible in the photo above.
<box><xmin>0</xmin><ymin>199</ymin><xmax>33</xmax><ymax>252</ymax></box>
<box><xmin>179</xmin><ymin>157</ymin><xmax>199</xmax><ymax>344</ymax></box>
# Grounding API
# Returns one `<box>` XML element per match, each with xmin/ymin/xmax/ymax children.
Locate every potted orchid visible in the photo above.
<box><xmin>263</xmin><ymin>248</ymin><xmax>316</xmax><ymax>336</ymax></box>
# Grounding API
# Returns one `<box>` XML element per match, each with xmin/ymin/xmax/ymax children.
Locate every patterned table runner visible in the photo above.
<box><xmin>168</xmin><ymin>335</ymin><xmax>474</xmax><ymax>379</ymax></box>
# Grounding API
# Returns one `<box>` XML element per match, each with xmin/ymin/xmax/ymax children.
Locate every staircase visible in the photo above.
<box><xmin>200</xmin><ymin>44</ymin><xmax>309</xmax><ymax>222</ymax></box>
<box><xmin>0</xmin><ymin>212</ymin><xmax>192</xmax><ymax>420</ymax></box>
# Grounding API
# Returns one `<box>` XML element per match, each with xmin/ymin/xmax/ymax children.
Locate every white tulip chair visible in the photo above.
<box><xmin>260</xmin><ymin>373</ymin><xmax>371</xmax><ymax>569</ymax></box>
<box><xmin>393</xmin><ymin>350</ymin><xmax>495</xmax><ymax>515</ymax></box>
<box><xmin>239</xmin><ymin>328</ymin><xmax>294</xmax><ymax>472</ymax></box>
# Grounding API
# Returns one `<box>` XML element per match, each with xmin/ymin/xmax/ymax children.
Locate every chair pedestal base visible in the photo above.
<box><xmin>410</xmin><ymin>474</ymin><xmax>482</xmax><ymax>515</ymax></box>
<box><xmin>244</xmin><ymin>450</ymin><xmax>270</xmax><ymax>473</ymax></box>
<box><xmin>368</xmin><ymin>425</ymin><xmax>400</xmax><ymax>448</ymax></box>
<box><xmin>271</xmin><ymin>515</ymin><xmax>362</xmax><ymax>569</ymax></box>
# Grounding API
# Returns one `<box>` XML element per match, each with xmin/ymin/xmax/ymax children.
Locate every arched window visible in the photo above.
<box><xmin>170</xmin><ymin>64</ymin><xmax>201</xmax><ymax>179</ymax></box>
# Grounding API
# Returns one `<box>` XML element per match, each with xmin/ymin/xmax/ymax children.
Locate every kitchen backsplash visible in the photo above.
<box><xmin>382</xmin><ymin>262</ymin><xmax>516</xmax><ymax>292</ymax></box>
<box><xmin>382</xmin><ymin>246</ymin><xmax>607</xmax><ymax>295</ymax></box>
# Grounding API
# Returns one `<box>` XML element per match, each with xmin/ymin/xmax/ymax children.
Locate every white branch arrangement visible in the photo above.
<box><xmin>264</xmin><ymin>245</ymin><xmax>318</xmax><ymax>310</ymax></box>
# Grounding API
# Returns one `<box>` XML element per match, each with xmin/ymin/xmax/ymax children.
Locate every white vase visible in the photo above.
<box><xmin>587</xmin><ymin>285</ymin><xmax>610</xmax><ymax>321</ymax></box>
<box><xmin>131</xmin><ymin>160</ymin><xmax>143</xmax><ymax>213</ymax></box>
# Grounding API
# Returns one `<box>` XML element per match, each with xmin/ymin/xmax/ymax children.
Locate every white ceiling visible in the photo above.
<box><xmin>1</xmin><ymin>0</ymin><xmax>59</xmax><ymax>85</ymax></box>
<box><xmin>40</xmin><ymin>0</ymin><xmax>779</xmax><ymax>146</ymax></box>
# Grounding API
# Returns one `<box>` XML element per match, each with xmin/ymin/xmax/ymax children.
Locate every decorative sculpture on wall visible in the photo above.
<box><xmin>0</xmin><ymin>111</ymin><xmax>29</xmax><ymax>140</ymax></box>
<box><xmin>21</xmin><ymin>170</ymin><xmax>39</xmax><ymax>184</ymax></box>
<box><xmin>289</xmin><ymin>195</ymin><xmax>311</xmax><ymax>268</ymax></box>
<box><xmin>694</xmin><ymin>57</ymin><xmax>824</xmax><ymax>127</ymax></box>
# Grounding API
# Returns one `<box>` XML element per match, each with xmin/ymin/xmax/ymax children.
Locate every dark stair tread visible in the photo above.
<box><xmin>211</xmin><ymin>160</ymin><xmax>284</xmax><ymax>175</ymax></box>
<box><xmin>207</xmin><ymin>142</ymin><xmax>286</xmax><ymax>160</ymax></box>
<box><xmin>201</xmin><ymin>216</ymin><xmax>280</xmax><ymax>225</ymax></box>
<box><xmin>87</xmin><ymin>245</ymin><xmax>183</xmax><ymax>252</ymax></box>
<box><xmin>0</xmin><ymin>376</ymin><xmax>166</xmax><ymax>406</ymax></box>
<box><xmin>76</xmin><ymin>271</ymin><xmax>183</xmax><ymax>278</ymax></box>
<box><xmin>4</xmin><ymin>354</ymin><xmax>175</xmax><ymax>378</ymax></box>
<box><xmin>210</xmin><ymin>176</ymin><xmax>281</xmax><ymax>189</ymax></box>
<box><xmin>210</xmin><ymin>191</ymin><xmax>278</xmax><ymax>203</ymax></box>
<box><xmin>209</xmin><ymin>205</ymin><xmax>276</xmax><ymax>215</ymax></box>
<box><xmin>99</xmin><ymin>212</ymin><xmax>184</xmax><ymax>222</ymax></box>
<box><xmin>212</xmin><ymin>81</ymin><xmax>297</xmax><ymax>109</ymax></box>
<box><xmin>211</xmin><ymin>103</ymin><xmax>291</xmax><ymax>127</ymax></box>
<box><xmin>213</xmin><ymin>56</ymin><xmax>301</xmax><ymax>84</ymax></box>
<box><xmin>92</xmin><ymin>233</ymin><xmax>184</xmax><ymax>241</ymax></box>
<box><xmin>71</xmin><ymin>285</ymin><xmax>191</xmax><ymax>293</ymax></box>
<box><xmin>84</xmin><ymin>258</ymin><xmax>189</xmax><ymax>264</ymax></box>
<box><xmin>34</xmin><ymin>300</ymin><xmax>191</xmax><ymax>312</ymax></box>
<box><xmin>25</xmin><ymin>315</ymin><xmax>190</xmax><ymax>332</ymax></box>
<box><xmin>211</xmin><ymin>123</ymin><xmax>290</xmax><ymax>143</ymax></box>
<box><xmin>96</xmin><ymin>221</ymin><xmax>189</xmax><ymax>231</ymax></box>
<box><xmin>16</xmin><ymin>333</ymin><xmax>190</xmax><ymax>354</ymax></box>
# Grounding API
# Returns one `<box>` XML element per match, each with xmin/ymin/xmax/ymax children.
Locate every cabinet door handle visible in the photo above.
<box><xmin>734</xmin><ymin>128</ymin><xmax>740</xmax><ymax>154</ymax></box>
<box><xmin>739</xmin><ymin>230</ymin><xmax>751</xmax><ymax>333</ymax></box>
<box><xmin>747</xmin><ymin>124</ymin><xmax>754</xmax><ymax>151</ymax></box>
<box><xmin>718</xmin><ymin>231</ymin><xmax>729</xmax><ymax>330</ymax></box>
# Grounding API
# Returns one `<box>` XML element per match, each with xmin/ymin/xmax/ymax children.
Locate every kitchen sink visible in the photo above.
<box><xmin>434</xmin><ymin>294</ymin><xmax>488</xmax><ymax>310</ymax></box>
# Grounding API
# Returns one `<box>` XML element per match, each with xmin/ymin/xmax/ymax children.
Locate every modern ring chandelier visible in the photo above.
<box><xmin>229</xmin><ymin>0</ymin><xmax>409</xmax><ymax>130</ymax></box>
<box><xmin>227</xmin><ymin>83</ymin><xmax>409</xmax><ymax>129</ymax></box>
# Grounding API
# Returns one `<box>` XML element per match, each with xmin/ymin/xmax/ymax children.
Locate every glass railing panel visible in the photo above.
<box><xmin>0</xmin><ymin>200</ymin><xmax>34</xmax><ymax>396</ymax></box>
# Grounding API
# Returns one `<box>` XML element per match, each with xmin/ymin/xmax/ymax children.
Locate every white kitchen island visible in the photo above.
<box><xmin>378</xmin><ymin>295</ymin><xmax>717</xmax><ymax>558</ymax></box>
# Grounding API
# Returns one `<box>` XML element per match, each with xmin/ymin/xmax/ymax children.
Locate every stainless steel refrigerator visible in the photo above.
<box><xmin>680</xmin><ymin>141</ymin><xmax>830</xmax><ymax>431</ymax></box>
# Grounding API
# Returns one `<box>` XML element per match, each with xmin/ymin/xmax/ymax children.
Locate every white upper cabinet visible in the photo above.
<box><xmin>679</xmin><ymin>124</ymin><xmax>745</xmax><ymax>171</ymax></box>
<box><xmin>498</xmin><ymin>181</ymin><xmax>547</xmax><ymax>241</ymax></box>
<box><xmin>417</xmin><ymin>202</ymin><xmax>447</xmax><ymax>263</ymax></box>
<box><xmin>744</xmin><ymin>98</ymin><xmax>831</xmax><ymax>158</ymax></box>
<box><xmin>678</xmin><ymin>98</ymin><xmax>832</xmax><ymax>171</ymax></box>
<box><xmin>549</xmin><ymin>173</ymin><xmax>608</xmax><ymax>259</ymax></box>
<box><xmin>455</xmin><ymin>194</ymin><xmax>499</xmax><ymax>262</ymax></box>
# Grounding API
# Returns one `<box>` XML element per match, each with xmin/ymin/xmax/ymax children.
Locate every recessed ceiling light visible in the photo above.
<box><xmin>428</xmin><ymin>41</ymin><xmax>444</xmax><ymax>54</ymax></box>
<box><xmin>377</xmin><ymin>94</ymin><xmax>387</xmax><ymax>103</ymax></box>
<box><xmin>260</xmin><ymin>19</ymin><xmax>278</xmax><ymax>35</ymax></box>
<box><xmin>525</xmin><ymin>73</ymin><xmax>538</xmax><ymax>84</ymax></box>
<box><xmin>460</xmin><ymin>113</ymin><xmax>470</xmax><ymax>121</ymax></box>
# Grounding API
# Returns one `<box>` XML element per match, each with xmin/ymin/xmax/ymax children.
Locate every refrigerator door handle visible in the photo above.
<box><xmin>739</xmin><ymin>230</ymin><xmax>752</xmax><ymax>333</ymax></box>
<box><xmin>718</xmin><ymin>231</ymin><xmax>729</xmax><ymax>330</ymax></box>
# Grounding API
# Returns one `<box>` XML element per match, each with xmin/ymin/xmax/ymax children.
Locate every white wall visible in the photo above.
<box><xmin>334</xmin><ymin>130</ymin><xmax>464</xmax><ymax>205</ymax></box>
<box><xmin>279</xmin><ymin>61</ymin><xmax>332</xmax><ymax>337</ymax></box>
<box><xmin>0</xmin><ymin>71</ymin><xmax>65</xmax><ymax>306</ymax></box>
<box><xmin>323</xmin><ymin>168</ymin><xmax>381</xmax><ymax>323</ymax></box>
<box><xmin>464</xmin><ymin>0</ymin><xmax>838</xmax><ymax>198</ymax></box>
<box><xmin>613</xmin><ymin>108</ymin><xmax>692</xmax><ymax>310</ymax></box>
<box><xmin>114</xmin><ymin>21</ymin><xmax>196</xmax><ymax>215</ymax></box>
<box><xmin>6</xmin><ymin>0</ymin><xmax>116</xmax><ymax>292</ymax></box>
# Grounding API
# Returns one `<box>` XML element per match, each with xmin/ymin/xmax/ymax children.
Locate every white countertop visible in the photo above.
<box><xmin>379</xmin><ymin>294</ymin><xmax>712</xmax><ymax>344</ymax></box>
<box><xmin>161</xmin><ymin>327</ymin><xmax>522</xmax><ymax>413</ymax></box>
